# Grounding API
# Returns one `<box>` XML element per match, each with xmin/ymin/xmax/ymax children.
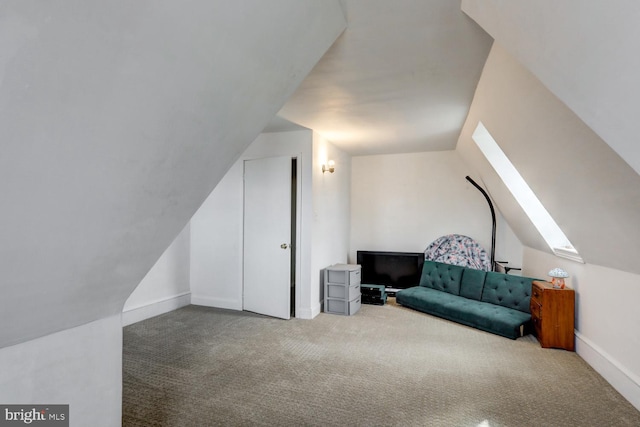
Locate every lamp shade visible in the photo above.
<box><xmin>548</xmin><ymin>268</ymin><xmax>569</xmax><ymax>278</ymax></box>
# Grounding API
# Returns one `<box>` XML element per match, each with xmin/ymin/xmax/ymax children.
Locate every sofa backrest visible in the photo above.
<box><xmin>480</xmin><ymin>272</ymin><xmax>534</xmax><ymax>314</ymax></box>
<box><xmin>459</xmin><ymin>268</ymin><xmax>486</xmax><ymax>300</ymax></box>
<box><xmin>419</xmin><ymin>260</ymin><xmax>464</xmax><ymax>295</ymax></box>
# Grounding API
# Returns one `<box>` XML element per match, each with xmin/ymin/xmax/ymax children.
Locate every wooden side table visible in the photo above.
<box><xmin>530</xmin><ymin>280</ymin><xmax>575</xmax><ymax>351</ymax></box>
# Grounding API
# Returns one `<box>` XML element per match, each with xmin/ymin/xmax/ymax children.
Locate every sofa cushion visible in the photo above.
<box><xmin>443</xmin><ymin>297</ymin><xmax>531</xmax><ymax>339</ymax></box>
<box><xmin>419</xmin><ymin>260</ymin><xmax>464</xmax><ymax>295</ymax></box>
<box><xmin>396</xmin><ymin>285</ymin><xmax>531</xmax><ymax>339</ymax></box>
<box><xmin>480</xmin><ymin>272</ymin><xmax>534</xmax><ymax>314</ymax></box>
<box><xmin>459</xmin><ymin>268</ymin><xmax>486</xmax><ymax>301</ymax></box>
<box><xmin>396</xmin><ymin>286</ymin><xmax>461</xmax><ymax>316</ymax></box>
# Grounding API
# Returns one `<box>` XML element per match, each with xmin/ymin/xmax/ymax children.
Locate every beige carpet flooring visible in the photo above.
<box><xmin>122</xmin><ymin>300</ymin><xmax>640</xmax><ymax>426</ymax></box>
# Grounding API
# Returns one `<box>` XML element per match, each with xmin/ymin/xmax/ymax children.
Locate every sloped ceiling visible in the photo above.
<box><xmin>0</xmin><ymin>0</ymin><xmax>346</xmax><ymax>347</ymax></box>
<box><xmin>458</xmin><ymin>43</ymin><xmax>640</xmax><ymax>275</ymax></box>
<box><xmin>274</xmin><ymin>0</ymin><xmax>493</xmax><ymax>155</ymax></box>
<box><xmin>461</xmin><ymin>0</ymin><xmax>640</xmax><ymax>177</ymax></box>
<box><xmin>459</xmin><ymin>1</ymin><xmax>640</xmax><ymax>275</ymax></box>
<box><xmin>457</xmin><ymin>47</ymin><xmax>640</xmax><ymax>273</ymax></box>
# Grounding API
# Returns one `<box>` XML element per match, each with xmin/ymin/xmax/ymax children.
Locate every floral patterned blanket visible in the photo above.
<box><xmin>424</xmin><ymin>234</ymin><xmax>492</xmax><ymax>271</ymax></box>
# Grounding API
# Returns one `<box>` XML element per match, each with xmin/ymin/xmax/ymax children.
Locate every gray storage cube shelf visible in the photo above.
<box><xmin>324</xmin><ymin>264</ymin><xmax>361</xmax><ymax>316</ymax></box>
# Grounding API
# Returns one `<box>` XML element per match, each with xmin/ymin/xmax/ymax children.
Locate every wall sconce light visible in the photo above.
<box><xmin>322</xmin><ymin>160</ymin><xmax>335</xmax><ymax>174</ymax></box>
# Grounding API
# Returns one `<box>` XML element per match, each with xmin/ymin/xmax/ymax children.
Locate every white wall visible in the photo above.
<box><xmin>350</xmin><ymin>151</ymin><xmax>522</xmax><ymax>267</ymax></box>
<box><xmin>522</xmin><ymin>247</ymin><xmax>640</xmax><ymax>411</ymax></box>
<box><xmin>0</xmin><ymin>315</ymin><xmax>122</xmax><ymax>427</ymax></box>
<box><xmin>311</xmin><ymin>133</ymin><xmax>352</xmax><ymax>310</ymax></box>
<box><xmin>122</xmin><ymin>224</ymin><xmax>191</xmax><ymax>326</ymax></box>
<box><xmin>190</xmin><ymin>161</ymin><xmax>245</xmax><ymax>311</ymax></box>
<box><xmin>190</xmin><ymin>130</ymin><xmax>314</xmax><ymax>317</ymax></box>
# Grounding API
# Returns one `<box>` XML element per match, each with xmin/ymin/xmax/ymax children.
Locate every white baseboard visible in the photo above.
<box><xmin>576</xmin><ymin>331</ymin><xmax>640</xmax><ymax>411</ymax></box>
<box><xmin>190</xmin><ymin>295</ymin><xmax>242</xmax><ymax>311</ymax></box>
<box><xmin>191</xmin><ymin>296</ymin><xmax>320</xmax><ymax>319</ymax></box>
<box><xmin>296</xmin><ymin>303</ymin><xmax>321</xmax><ymax>319</ymax></box>
<box><xmin>310</xmin><ymin>303</ymin><xmax>321</xmax><ymax>318</ymax></box>
<box><xmin>122</xmin><ymin>292</ymin><xmax>191</xmax><ymax>326</ymax></box>
<box><xmin>295</xmin><ymin>308</ymin><xmax>313</xmax><ymax>319</ymax></box>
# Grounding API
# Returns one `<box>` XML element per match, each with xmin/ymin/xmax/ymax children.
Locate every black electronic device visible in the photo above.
<box><xmin>356</xmin><ymin>251</ymin><xmax>424</xmax><ymax>294</ymax></box>
<box><xmin>361</xmin><ymin>284</ymin><xmax>387</xmax><ymax>305</ymax></box>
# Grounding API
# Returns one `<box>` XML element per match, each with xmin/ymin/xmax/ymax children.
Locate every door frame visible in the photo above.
<box><xmin>291</xmin><ymin>156</ymin><xmax>302</xmax><ymax>317</ymax></box>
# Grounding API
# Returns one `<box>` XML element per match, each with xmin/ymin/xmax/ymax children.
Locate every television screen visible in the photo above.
<box><xmin>356</xmin><ymin>251</ymin><xmax>424</xmax><ymax>290</ymax></box>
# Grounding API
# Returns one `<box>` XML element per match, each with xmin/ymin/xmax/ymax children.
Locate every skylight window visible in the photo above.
<box><xmin>472</xmin><ymin>122</ymin><xmax>583</xmax><ymax>263</ymax></box>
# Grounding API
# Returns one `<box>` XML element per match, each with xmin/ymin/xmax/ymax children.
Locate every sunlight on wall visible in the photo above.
<box><xmin>472</xmin><ymin>122</ymin><xmax>583</xmax><ymax>263</ymax></box>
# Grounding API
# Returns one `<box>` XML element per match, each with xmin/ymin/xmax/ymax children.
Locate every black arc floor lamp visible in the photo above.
<box><xmin>465</xmin><ymin>176</ymin><xmax>496</xmax><ymax>272</ymax></box>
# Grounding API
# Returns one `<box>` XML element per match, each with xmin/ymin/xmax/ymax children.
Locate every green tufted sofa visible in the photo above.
<box><xmin>396</xmin><ymin>260</ymin><xmax>537</xmax><ymax>339</ymax></box>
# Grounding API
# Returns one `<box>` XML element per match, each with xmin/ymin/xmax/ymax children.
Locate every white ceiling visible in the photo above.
<box><xmin>267</xmin><ymin>0</ymin><xmax>493</xmax><ymax>156</ymax></box>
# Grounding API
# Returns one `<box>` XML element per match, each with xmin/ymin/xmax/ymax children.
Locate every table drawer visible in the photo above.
<box><xmin>327</xmin><ymin>269</ymin><xmax>361</xmax><ymax>286</ymax></box>
<box><xmin>530</xmin><ymin>301</ymin><xmax>542</xmax><ymax>319</ymax></box>
<box><xmin>350</xmin><ymin>296</ymin><xmax>361</xmax><ymax>315</ymax></box>
<box><xmin>531</xmin><ymin>282</ymin><xmax>544</xmax><ymax>305</ymax></box>
<box><xmin>532</xmin><ymin>314</ymin><xmax>543</xmax><ymax>338</ymax></box>
<box><xmin>326</xmin><ymin>296</ymin><xmax>361</xmax><ymax>316</ymax></box>
<box><xmin>327</xmin><ymin>283</ymin><xmax>361</xmax><ymax>300</ymax></box>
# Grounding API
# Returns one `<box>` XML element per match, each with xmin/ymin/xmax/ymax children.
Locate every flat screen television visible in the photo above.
<box><xmin>356</xmin><ymin>250</ymin><xmax>424</xmax><ymax>292</ymax></box>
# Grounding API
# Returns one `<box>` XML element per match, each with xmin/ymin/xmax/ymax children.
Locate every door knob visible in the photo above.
<box><xmin>280</xmin><ymin>243</ymin><xmax>289</xmax><ymax>249</ymax></box>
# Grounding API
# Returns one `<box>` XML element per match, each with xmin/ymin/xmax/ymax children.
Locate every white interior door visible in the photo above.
<box><xmin>243</xmin><ymin>156</ymin><xmax>291</xmax><ymax>319</ymax></box>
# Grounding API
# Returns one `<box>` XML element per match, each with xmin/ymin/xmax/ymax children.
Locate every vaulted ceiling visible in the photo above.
<box><xmin>271</xmin><ymin>0</ymin><xmax>493</xmax><ymax>155</ymax></box>
<box><xmin>271</xmin><ymin>0</ymin><xmax>640</xmax><ymax>178</ymax></box>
